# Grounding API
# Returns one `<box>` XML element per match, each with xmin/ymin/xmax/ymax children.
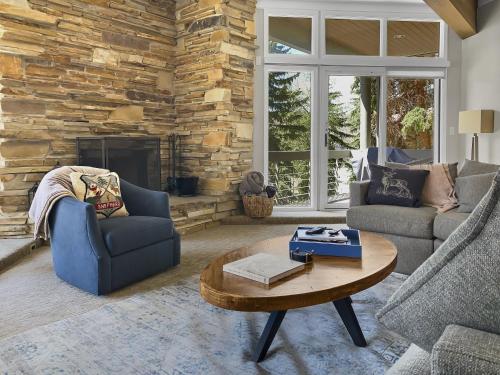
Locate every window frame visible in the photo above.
<box><xmin>256</xmin><ymin>3</ymin><xmax>450</xmax><ymax>211</ymax></box>
<box><xmin>385</xmin><ymin>18</ymin><xmax>444</xmax><ymax>59</ymax></box>
<box><xmin>321</xmin><ymin>15</ymin><xmax>383</xmax><ymax>59</ymax></box>
<box><xmin>263</xmin><ymin>65</ymin><xmax>319</xmax><ymax>211</ymax></box>
<box><xmin>263</xmin><ymin>9</ymin><xmax>448</xmax><ymax>67</ymax></box>
<box><xmin>264</xmin><ymin>9</ymin><xmax>320</xmax><ymax>64</ymax></box>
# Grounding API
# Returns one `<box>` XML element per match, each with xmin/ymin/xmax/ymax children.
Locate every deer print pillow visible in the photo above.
<box><xmin>366</xmin><ymin>164</ymin><xmax>429</xmax><ymax>207</ymax></box>
<box><xmin>70</xmin><ymin>172</ymin><xmax>129</xmax><ymax>219</ymax></box>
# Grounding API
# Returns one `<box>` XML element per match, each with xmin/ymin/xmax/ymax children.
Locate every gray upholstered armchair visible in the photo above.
<box><xmin>49</xmin><ymin>179</ymin><xmax>180</xmax><ymax>295</ymax></box>
<box><xmin>388</xmin><ymin>325</ymin><xmax>500</xmax><ymax>374</ymax></box>
<box><xmin>378</xmin><ymin>170</ymin><xmax>500</xmax><ymax>374</ymax></box>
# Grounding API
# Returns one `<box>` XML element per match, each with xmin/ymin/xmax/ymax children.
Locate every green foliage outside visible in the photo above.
<box><xmin>268</xmin><ymin>43</ymin><xmax>434</xmax><ymax>206</ymax></box>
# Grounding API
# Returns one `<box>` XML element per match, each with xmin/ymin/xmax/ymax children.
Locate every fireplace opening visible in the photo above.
<box><xmin>76</xmin><ymin>136</ymin><xmax>161</xmax><ymax>191</ymax></box>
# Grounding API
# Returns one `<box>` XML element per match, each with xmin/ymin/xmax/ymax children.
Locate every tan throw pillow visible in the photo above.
<box><xmin>409</xmin><ymin>163</ymin><xmax>458</xmax><ymax>213</ymax></box>
<box><xmin>70</xmin><ymin>172</ymin><xmax>129</xmax><ymax>219</ymax></box>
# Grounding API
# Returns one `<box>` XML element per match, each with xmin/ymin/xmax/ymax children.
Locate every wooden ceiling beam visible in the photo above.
<box><xmin>424</xmin><ymin>0</ymin><xmax>477</xmax><ymax>39</ymax></box>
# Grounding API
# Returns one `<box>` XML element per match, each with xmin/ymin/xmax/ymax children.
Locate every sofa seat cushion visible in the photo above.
<box><xmin>347</xmin><ymin>205</ymin><xmax>437</xmax><ymax>239</ymax></box>
<box><xmin>99</xmin><ymin>216</ymin><xmax>174</xmax><ymax>256</ymax></box>
<box><xmin>433</xmin><ymin>209</ymin><xmax>469</xmax><ymax>241</ymax></box>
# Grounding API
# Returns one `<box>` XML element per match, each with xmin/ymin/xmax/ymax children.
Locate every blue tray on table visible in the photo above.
<box><xmin>289</xmin><ymin>226</ymin><xmax>362</xmax><ymax>259</ymax></box>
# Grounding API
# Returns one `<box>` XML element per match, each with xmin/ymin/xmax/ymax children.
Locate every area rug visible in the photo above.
<box><xmin>0</xmin><ymin>272</ymin><xmax>408</xmax><ymax>374</ymax></box>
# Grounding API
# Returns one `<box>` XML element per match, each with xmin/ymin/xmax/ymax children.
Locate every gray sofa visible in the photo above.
<box><xmin>346</xmin><ymin>160</ymin><xmax>499</xmax><ymax>275</ymax></box>
<box><xmin>347</xmin><ymin>181</ymin><xmax>469</xmax><ymax>274</ymax></box>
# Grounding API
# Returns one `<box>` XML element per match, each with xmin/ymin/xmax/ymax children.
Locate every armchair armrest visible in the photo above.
<box><xmin>431</xmin><ymin>325</ymin><xmax>500</xmax><ymax>375</ymax></box>
<box><xmin>120</xmin><ymin>179</ymin><xmax>171</xmax><ymax>219</ymax></box>
<box><xmin>49</xmin><ymin>196</ymin><xmax>111</xmax><ymax>294</ymax></box>
<box><xmin>349</xmin><ymin>180</ymin><xmax>370</xmax><ymax>207</ymax></box>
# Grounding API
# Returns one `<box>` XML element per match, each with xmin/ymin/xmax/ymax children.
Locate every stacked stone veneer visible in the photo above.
<box><xmin>0</xmin><ymin>0</ymin><xmax>256</xmax><ymax>237</ymax></box>
<box><xmin>175</xmin><ymin>0</ymin><xmax>255</xmax><ymax>196</ymax></box>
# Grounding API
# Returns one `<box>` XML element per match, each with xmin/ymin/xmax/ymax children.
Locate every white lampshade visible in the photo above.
<box><xmin>458</xmin><ymin>110</ymin><xmax>494</xmax><ymax>134</ymax></box>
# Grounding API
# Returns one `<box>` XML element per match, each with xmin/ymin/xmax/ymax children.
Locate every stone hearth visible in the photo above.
<box><xmin>0</xmin><ymin>0</ymin><xmax>256</xmax><ymax>237</ymax></box>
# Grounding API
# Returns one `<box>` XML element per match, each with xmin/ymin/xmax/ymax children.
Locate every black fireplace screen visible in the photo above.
<box><xmin>76</xmin><ymin>137</ymin><xmax>161</xmax><ymax>191</ymax></box>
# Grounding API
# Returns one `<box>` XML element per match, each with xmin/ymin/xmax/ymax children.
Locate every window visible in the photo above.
<box><xmin>269</xmin><ymin>17</ymin><xmax>312</xmax><ymax>55</ymax></box>
<box><xmin>259</xmin><ymin>7</ymin><xmax>446</xmax><ymax>210</ymax></box>
<box><xmin>387</xmin><ymin>21</ymin><xmax>440</xmax><ymax>57</ymax></box>
<box><xmin>386</xmin><ymin>78</ymin><xmax>436</xmax><ymax>163</ymax></box>
<box><xmin>267</xmin><ymin>70</ymin><xmax>313</xmax><ymax>207</ymax></box>
<box><xmin>326</xmin><ymin>75</ymin><xmax>380</xmax><ymax>206</ymax></box>
<box><xmin>325</xmin><ymin>19</ymin><xmax>380</xmax><ymax>56</ymax></box>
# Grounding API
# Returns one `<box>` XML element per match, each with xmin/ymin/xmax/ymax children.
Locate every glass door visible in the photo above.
<box><xmin>264</xmin><ymin>66</ymin><xmax>318</xmax><ymax>209</ymax></box>
<box><xmin>319</xmin><ymin>69</ymin><xmax>380</xmax><ymax>209</ymax></box>
<box><xmin>385</xmin><ymin>77</ymin><xmax>439</xmax><ymax>165</ymax></box>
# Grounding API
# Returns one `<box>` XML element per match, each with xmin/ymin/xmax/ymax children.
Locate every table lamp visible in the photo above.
<box><xmin>458</xmin><ymin>110</ymin><xmax>494</xmax><ymax>161</ymax></box>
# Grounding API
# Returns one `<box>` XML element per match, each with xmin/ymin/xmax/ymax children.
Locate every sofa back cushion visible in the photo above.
<box><xmin>367</xmin><ymin>164</ymin><xmax>429</xmax><ymax>207</ymax></box>
<box><xmin>456</xmin><ymin>172</ymin><xmax>497</xmax><ymax>213</ymax></box>
<box><xmin>377</xmin><ymin>170</ymin><xmax>500</xmax><ymax>352</ymax></box>
<box><xmin>458</xmin><ymin>159</ymin><xmax>499</xmax><ymax>177</ymax></box>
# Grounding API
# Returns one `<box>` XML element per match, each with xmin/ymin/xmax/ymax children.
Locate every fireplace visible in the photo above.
<box><xmin>76</xmin><ymin>136</ymin><xmax>161</xmax><ymax>190</ymax></box>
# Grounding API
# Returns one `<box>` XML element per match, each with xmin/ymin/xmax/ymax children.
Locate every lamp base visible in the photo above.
<box><xmin>471</xmin><ymin>133</ymin><xmax>479</xmax><ymax>161</ymax></box>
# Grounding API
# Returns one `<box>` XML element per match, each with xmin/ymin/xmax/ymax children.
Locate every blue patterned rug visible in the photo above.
<box><xmin>0</xmin><ymin>273</ymin><xmax>408</xmax><ymax>374</ymax></box>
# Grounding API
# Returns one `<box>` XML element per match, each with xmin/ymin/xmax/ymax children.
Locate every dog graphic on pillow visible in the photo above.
<box><xmin>80</xmin><ymin>174</ymin><xmax>124</xmax><ymax>218</ymax></box>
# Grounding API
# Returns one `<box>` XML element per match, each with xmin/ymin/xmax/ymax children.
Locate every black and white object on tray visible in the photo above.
<box><xmin>297</xmin><ymin>228</ymin><xmax>349</xmax><ymax>243</ymax></box>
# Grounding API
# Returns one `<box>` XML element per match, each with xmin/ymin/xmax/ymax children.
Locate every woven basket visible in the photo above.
<box><xmin>242</xmin><ymin>195</ymin><xmax>274</xmax><ymax>218</ymax></box>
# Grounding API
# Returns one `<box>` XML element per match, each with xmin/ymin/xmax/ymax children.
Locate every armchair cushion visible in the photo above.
<box><xmin>387</xmin><ymin>344</ymin><xmax>431</xmax><ymax>375</ymax></box>
<box><xmin>431</xmin><ymin>325</ymin><xmax>500</xmax><ymax>375</ymax></box>
<box><xmin>120</xmin><ymin>179</ymin><xmax>170</xmax><ymax>218</ymax></box>
<box><xmin>99</xmin><ymin>216</ymin><xmax>174</xmax><ymax>256</ymax></box>
<box><xmin>377</xmin><ymin>171</ymin><xmax>500</xmax><ymax>352</ymax></box>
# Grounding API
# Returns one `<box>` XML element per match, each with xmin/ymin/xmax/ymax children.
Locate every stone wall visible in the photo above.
<box><xmin>175</xmin><ymin>0</ymin><xmax>256</xmax><ymax>198</ymax></box>
<box><xmin>0</xmin><ymin>0</ymin><xmax>256</xmax><ymax>237</ymax></box>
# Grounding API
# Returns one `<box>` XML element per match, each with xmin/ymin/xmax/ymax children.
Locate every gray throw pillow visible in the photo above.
<box><xmin>377</xmin><ymin>170</ymin><xmax>500</xmax><ymax>352</ymax></box>
<box><xmin>456</xmin><ymin>172</ymin><xmax>496</xmax><ymax>213</ymax></box>
<box><xmin>458</xmin><ymin>159</ymin><xmax>499</xmax><ymax>177</ymax></box>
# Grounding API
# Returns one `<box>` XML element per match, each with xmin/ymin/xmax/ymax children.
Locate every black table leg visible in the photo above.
<box><xmin>253</xmin><ymin>310</ymin><xmax>287</xmax><ymax>362</ymax></box>
<box><xmin>332</xmin><ymin>297</ymin><xmax>367</xmax><ymax>347</ymax></box>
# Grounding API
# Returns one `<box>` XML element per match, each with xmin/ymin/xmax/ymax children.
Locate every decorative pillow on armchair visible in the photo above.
<box><xmin>70</xmin><ymin>172</ymin><xmax>129</xmax><ymax>219</ymax></box>
<box><xmin>366</xmin><ymin>164</ymin><xmax>429</xmax><ymax>207</ymax></box>
<box><xmin>377</xmin><ymin>170</ymin><xmax>500</xmax><ymax>352</ymax></box>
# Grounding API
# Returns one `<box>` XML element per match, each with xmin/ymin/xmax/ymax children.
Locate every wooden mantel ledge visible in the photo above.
<box><xmin>0</xmin><ymin>4</ymin><xmax>58</xmax><ymax>26</ymax></box>
<box><xmin>169</xmin><ymin>195</ymin><xmax>219</xmax><ymax>209</ymax></box>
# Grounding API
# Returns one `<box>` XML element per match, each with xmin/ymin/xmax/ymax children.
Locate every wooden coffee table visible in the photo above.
<box><xmin>200</xmin><ymin>232</ymin><xmax>397</xmax><ymax>362</ymax></box>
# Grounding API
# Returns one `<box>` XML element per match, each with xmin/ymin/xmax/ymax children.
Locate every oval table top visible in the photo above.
<box><xmin>200</xmin><ymin>232</ymin><xmax>397</xmax><ymax>312</ymax></box>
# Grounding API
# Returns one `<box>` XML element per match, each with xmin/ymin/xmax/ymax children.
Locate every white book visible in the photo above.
<box><xmin>223</xmin><ymin>253</ymin><xmax>305</xmax><ymax>285</ymax></box>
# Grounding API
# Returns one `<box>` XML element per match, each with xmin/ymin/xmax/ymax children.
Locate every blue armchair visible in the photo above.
<box><xmin>48</xmin><ymin>179</ymin><xmax>180</xmax><ymax>295</ymax></box>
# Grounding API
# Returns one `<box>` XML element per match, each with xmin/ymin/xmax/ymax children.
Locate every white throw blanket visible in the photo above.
<box><xmin>28</xmin><ymin>166</ymin><xmax>108</xmax><ymax>240</ymax></box>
